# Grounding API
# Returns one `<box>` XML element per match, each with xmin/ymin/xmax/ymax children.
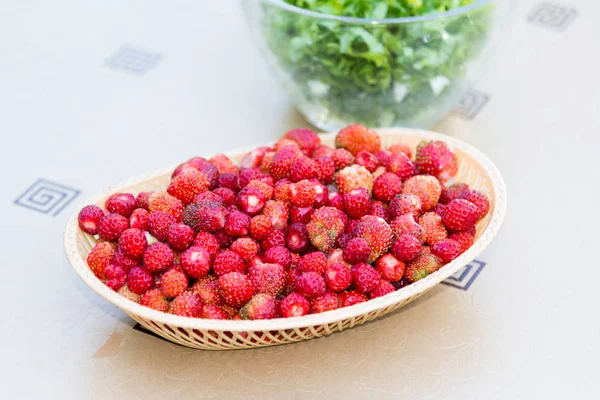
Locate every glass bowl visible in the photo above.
<box><xmin>242</xmin><ymin>0</ymin><xmax>509</xmax><ymax>130</ymax></box>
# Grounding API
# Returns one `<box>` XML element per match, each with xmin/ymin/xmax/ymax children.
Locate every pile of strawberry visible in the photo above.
<box><xmin>79</xmin><ymin>125</ymin><xmax>489</xmax><ymax>320</ymax></box>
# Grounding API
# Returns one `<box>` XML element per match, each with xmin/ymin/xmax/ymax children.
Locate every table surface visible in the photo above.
<box><xmin>1</xmin><ymin>0</ymin><xmax>598</xmax><ymax>398</ymax></box>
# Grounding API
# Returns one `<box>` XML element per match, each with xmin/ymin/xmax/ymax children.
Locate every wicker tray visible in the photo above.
<box><xmin>63</xmin><ymin>128</ymin><xmax>507</xmax><ymax>350</ymax></box>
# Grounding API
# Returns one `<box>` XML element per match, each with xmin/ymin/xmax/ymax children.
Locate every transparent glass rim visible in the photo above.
<box><xmin>260</xmin><ymin>0</ymin><xmax>495</xmax><ymax>24</ymax></box>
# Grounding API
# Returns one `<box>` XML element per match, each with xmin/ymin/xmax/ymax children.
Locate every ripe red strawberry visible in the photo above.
<box><xmin>327</xmin><ymin>190</ymin><xmax>343</xmax><ymax>209</ymax></box>
<box><xmin>280</xmin><ymin>293</ymin><xmax>310</xmax><ymax>317</ymax></box>
<box><xmin>190</xmin><ymin>275</ymin><xmax>221</xmax><ymax>305</ymax></box>
<box><xmin>440</xmin><ymin>183</ymin><xmax>470</xmax><ymax>204</ymax></box>
<box><xmin>183</xmin><ymin>200</ymin><xmax>226</xmax><ymax>231</ymax></box>
<box><xmin>289</xmin><ymin>156</ymin><xmax>318</xmax><ymax>182</ymax></box>
<box><xmin>342</xmin><ymin>237</ymin><xmax>371</xmax><ymax>264</ymax></box>
<box><xmin>142</xmin><ymin>242</ymin><xmax>174</xmax><ymax>273</ymax></box>
<box><xmin>433</xmin><ymin>203</ymin><xmax>446</xmax><ymax>218</ymax></box>
<box><xmin>106</xmin><ymin>193</ymin><xmax>136</xmax><ymax>218</ymax></box>
<box><xmin>246</xmin><ymin>179</ymin><xmax>274</xmax><ymax>200</ymax></box>
<box><xmin>140</xmin><ymin>288</ymin><xmax>169</xmax><ymax>312</ymax></box>
<box><xmin>331</xmin><ymin>148</ymin><xmax>355</xmax><ymax>170</ymax></box>
<box><xmin>261</xmin><ymin>229</ymin><xmax>286</xmax><ymax>251</ymax></box>
<box><xmin>336</xmin><ymin>165</ymin><xmax>373</xmax><ymax>194</ymax></box>
<box><xmin>313</xmin><ymin>156</ymin><xmax>336</xmax><ymax>184</ymax></box>
<box><xmin>296</xmin><ymin>271</ymin><xmax>327</xmax><ymax>298</ymax></box>
<box><xmin>285</xmin><ymin>222</ymin><xmax>310</xmax><ymax>254</ymax></box>
<box><xmin>249</xmin><ymin>262</ymin><xmax>286</xmax><ymax>297</ymax></box>
<box><xmin>169</xmin><ymin>291</ymin><xmax>203</xmax><ymax>317</ymax></box>
<box><xmin>202</xmin><ymin>305</ymin><xmax>230</xmax><ymax>320</ymax></box>
<box><xmin>98</xmin><ymin>213</ymin><xmax>129</xmax><ymax>241</ymax></box>
<box><xmin>335</xmin><ymin>124</ymin><xmax>381</xmax><ymax>155</ymax></box>
<box><xmin>263</xmin><ymin>246</ymin><xmax>292</xmax><ymax>268</ymax></box>
<box><xmin>166</xmin><ymin>223</ymin><xmax>194</xmax><ymax>251</ymax></box>
<box><xmin>368</xmin><ymin>201</ymin><xmax>392</xmax><ymax>223</ymax></box>
<box><xmin>369</xmin><ymin>281</ymin><xmax>395</xmax><ymax>299</ymax></box>
<box><xmin>284</xmin><ymin>267</ymin><xmax>302</xmax><ymax>295</ymax></box>
<box><xmin>129</xmin><ymin>208</ymin><xmax>150</xmax><ymax>231</ymax></box>
<box><xmin>419</xmin><ymin>212</ymin><xmax>448</xmax><ymax>245</ymax></box>
<box><xmin>236</xmin><ymin>186</ymin><xmax>267</xmax><ymax>215</ymax></box>
<box><xmin>270</xmin><ymin>145</ymin><xmax>302</xmax><ymax>181</ymax></box>
<box><xmin>311</xmin><ymin>180</ymin><xmax>329</xmax><ymax>208</ymax></box>
<box><xmin>375</xmin><ymin>150</ymin><xmax>391</xmax><ymax>166</ymax></box>
<box><xmin>78</xmin><ymin>205</ymin><xmax>104</xmax><ymax>234</ymax></box>
<box><xmin>111</xmin><ymin>248</ymin><xmax>138</xmax><ymax>271</ymax></box>
<box><xmin>404</xmin><ymin>253</ymin><xmax>443</xmax><ymax>282</ymax></box>
<box><xmin>194</xmin><ymin>191</ymin><xmax>224</xmax><ymax>204</ymax></box>
<box><xmin>261</xmin><ymin>200</ymin><xmax>289</xmax><ymax>230</ymax></box>
<box><xmin>297</xmin><ymin>251</ymin><xmax>327</xmax><ymax>274</ymax></box>
<box><xmin>391</xmin><ymin>234</ymin><xmax>422</xmax><ymax>262</ymax></box>
<box><xmin>135</xmin><ymin>192</ymin><xmax>153</xmax><ymax>210</ymax></box>
<box><xmin>209</xmin><ymin>153</ymin><xmax>239</xmax><ymax>174</ymax></box>
<box><xmin>448</xmin><ymin>231</ymin><xmax>475</xmax><ymax>253</ymax></box>
<box><xmin>222</xmin><ymin>210</ymin><xmax>250</xmax><ymax>237</ymax></box>
<box><xmin>386</xmin><ymin>152</ymin><xmax>417</xmax><ymax>180</ymax></box>
<box><xmin>167</xmin><ymin>172</ymin><xmax>210</xmax><ymax>205</ymax></box>
<box><xmin>390</xmin><ymin>214</ymin><xmax>425</xmax><ymax>243</ymax></box>
<box><xmin>218</xmin><ymin>272</ymin><xmax>254</xmax><ymax>307</ymax></box>
<box><xmin>375</xmin><ymin>253</ymin><xmax>405</xmax><ymax>282</ymax></box>
<box><xmin>313</xmin><ymin>145</ymin><xmax>334</xmax><ymax>158</ymax></box>
<box><xmin>118</xmin><ymin>228</ymin><xmax>147</xmax><ymax>259</ymax></box>
<box><xmin>372</xmin><ymin>172</ymin><xmax>403</xmax><ymax>202</ymax></box>
<box><xmin>230</xmin><ymin>237</ymin><xmax>259</xmax><ymax>262</ymax></box>
<box><xmin>415</xmin><ymin>140</ymin><xmax>458</xmax><ymax>182</ymax></box>
<box><xmin>172</xmin><ymin>162</ymin><xmax>201</xmax><ymax>179</ymax></box>
<box><xmin>289</xmin><ymin>179</ymin><xmax>316</xmax><ymax>207</ymax></box>
<box><xmin>345</xmin><ymin>219</ymin><xmax>360</xmax><ymax>235</ymax></box>
<box><xmin>354</xmin><ymin>150</ymin><xmax>378</xmax><ymax>172</ymax></box>
<box><xmin>260</xmin><ymin>151</ymin><xmax>275</xmax><ymax>174</ymax></box>
<box><xmin>338</xmin><ymin>291</ymin><xmax>367</xmax><ymax>307</ymax></box>
<box><xmin>388</xmin><ymin>142</ymin><xmax>412</xmax><ymax>158</ymax></box>
<box><xmin>324</xmin><ymin>262</ymin><xmax>352</xmax><ymax>292</ymax></box>
<box><xmin>442</xmin><ymin>199</ymin><xmax>478</xmax><ymax>232</ymax></box>
<box><xmin>310</xmin><ymin>292</ymin><xmax>338</xmax><ymax>313</ymax></box>
<box><xmin>335</xmin><ymin>232</ymin><xmax>351</xmax><ymax>249</ymax></box>
<box><xmin>148</xmin><ymin>192</ymin><xmax>183</xmax><ymax>221</ymax></box>
<box><xmin>147</xmin><ymin>211</ymin><xmax>175</xmax><ymax>242</ymax></box>
<box><xmin>353</xmin><ymin>215</ymin><xmax>394</xmax><ymax>263</ymax></box>
<box><xmin>217</xmin><ymin>172</ymin><xmax>239</xmax><ymax>192</ymax></box>
<box><xmin>193</xmin><ymin>232</ymin><xmax>220</xmax><ymax>258</ymax></box>
<box><xmin>240</xmin><ymin>146</ymin><xmax>272</xmax><ymax>169</ymax></box>
<box><xmin>213</xmin><ymin>250</ymin><xmax>246</xmax><ymax>277</ymax></box>
<box><xmin>249</xmin><ymin>214</ymin><xmax>273</xmax><ymax>241</ymax></box>
<box><xmin>187</xmin><ymin>157</ymin><xmax>220</xmax><ymax>188</ymax></box>
<box><xmin>307</xmin><ymin>206</ymin><xmax>345</xmax><ymax>252</ymax></box>
<box><xmin>240</xmin><ymin>294</ymin><xmax>279</xmax><ymax>320</ymax></box>
<box><xmin>283</xmin><ymin>128</ymin><xmax>320</xmax><ymax>156</ymax></box>
<box><xmin>351</xmin><ymin>263</ymin><xmax>381</xmax><ymax>294</ymax></box>
<box><xmin>104</xmin><ymin>263</ymin><xmax>127</xmax><ymax>290</ymax></box>
<box><xmin>180</xmin><ymin>246</ymin><xmax>211</xmax><ymax>278</ymax></box>
<box><xmin>127</xmin><ymin>266</ymin><xmax>154</xmax><ymax>294</ymax></box>
<box><xmin>212</xmin><ymin>187</ymin><xmax>235</xmax><ymax>206</ymax></box>
<box><xmin>272</xmin><ymin>179</ymin><xmax>292</xmax><ymax>202</ymax></box>
<box><xmin>402</xmin><ymin>175</ymin><xmax>441</xmax><ymax>212</ymax></box>
<box><xmin>342</xmin><ymin>187</ymin><xmax>370</xmax><ymax>219</ymax></box>
<box><xmin>431</xmin><ymin>238</ymin><xmax>463</xmax><ymax>263</ymax></box>
<box><xmin>160</xmin><ymin>266</ymin><xmax>189</xmax><ymax>298</ymax></box>
<box><xmin>289</xmin><ymin>206</ymin><xmax>314</xmax><ymax>225</ymax></box>
<box><xmin>462</xmin><ymin>190</ymin><xmax>490</xmax><ymax>221</ymax></box>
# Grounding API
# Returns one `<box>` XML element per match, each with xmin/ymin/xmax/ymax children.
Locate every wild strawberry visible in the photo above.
<box><xmin>261</xmin><ymin>229</ymin><xmax>286</xmax><ymax>251</ymax></box>
<box><xmin>391</xmin><ymin>234</ymin><xmax>421</xmax><ymax>262</ymax></box>
<box><xmin>249</xmin><ymin>262</ymin><xmax>286</xmax><ymax>297</ymax></box>
<box><xmin>442</xmin><ymin>199</ymin><xmax>478</xmax><ymax>232</ymax></box>
<box><xmin>193</xmin><ymin>191</ymin><xmax>224</xmax><ymax>204</ymax></box>
<box><xmin>344</xmin><ymin>219</ymin><xmax>360</xmax><ymax>235</ymax></box>
<box><xmin>419</xmin><ymin>212</ymin><xmax>448</xmax><ymax>245</ymax></box>
<box><xmin>374</xmin><ymin>150</ymin><xmax>390</xmax><ymax>166</ymax></box>
<box><xmin>78</xmin><ymin>205</ymin><xmax>104</xmax><ymax>234</ymax></box>
<box><xmin>313</xmin><ymin>156</ymin><xmax>336</xmax><ymax>184</ymax></box>
<box><xmin>372</xmin><ymin>172</ymin><xmax>403</xmax><ymax>202</ymax></box>
<box><xmin>147</xmin><ymin>211</ymin><xmax>175</xmax><ymax>242</ymax></box>
<box><xmin>283</xmin><ymin>267</ymin><xmax>302</xmax><ymax>295</ymax></box>
<box><xmin>404</xmin><ymin>253</ymin><xmax>443</xmax><ymax>282</ymax></box>
<box><xmin>335</xmin><ymin>232</ymin><xmax>351</xmax><ymax>249</ymax></box>
<box><xmin>212</xmin><ymin>187</ymin><xmax>235</xmax><ymax>206</ymax></box>
<box><xmin>433</xmin><ymin>203</ymin><xmax>446</xmax><ymax>218</ymax></box>
<box><xmin>148</xmin><ymin>192</ymin><xmax>183</xmax><ymax>221</ymax></box>
<box><xmin>240</xmin><ymin>146</ymin><xmax>272</xmax><ymax>169</ymax></box>
<box><xmin>307</xmin><ymin>206</ymin><xmax>345</xmax><ymax>252</ymax></box>
<box><xmin>104</xmin><ymin>263</ymin><xmax>127</xmax><ymax>290</ymax></box>
<box><xmin>127</xmin><ymin>266</ymin><xmax>154</xmax><ymax>294</ymax></box>
<box><xmin>97</xmin><ymin>213</ymin><xmax>129</xmax><ymax>241</ymax></box>
<box><xmin>179</xmin><ymin>246</ymin><xmax>211</xmax><ymax>278</ymax></box>
<box><xmin>160</xmin><ymin>266</ymin><xmax>188</xmax><ymax>298</ymax></box>
<box><xmin>218</xmin><ymin>272</ymin><xmax>254</xmax><ymax>307</ymax></box>
<box><xmin>270</xmin><ymin>145</ymin><xmax>302</xmax><ymax>181</ymax></box>
<box><xmin>105</xmin><ymin>193</ymin><xmax>136</xmax><ymax>218</ymax></box>
<box><xmin>190</xmin><ymin>275</ymin><xmax>221</xmax><ymax>305</ymax></box>
<box><xmin>311</xmin><ymin>145</ymin><xmax>333</xmax><ymax>158</ymax></box>
<box><xmin>200</xmin><ymin>305</ymin><xmax>228</xmax><ymax>320</ymax></box>
<box><xmin>289</xmin><ymin>206</ymin><xmax>313</xmax><ymax>225</ymax></box>
<box><xmin>388</xmin><ymin>142</ymin><xmax>412</xmax><ymax>158</ymax></box>
<box><xmin>324</xmin><ymin>262</ymin><xmax>352</xmax><ymax>292</ymax></box>
<box><xmin>389</xmin><ymin>194</ymin><xmax>422</xmax><ymax>219</ymax></box>
<box><xmin>212</xmin><ymin>250</ymin><xmax>245</xmax><ymax>277</ymax></box>
<box><xmin>118</xmin><ymin>228</ymin><xmax>147</xmax><ymax>259</ymax></box>
<box><xmin>140</xmin><ymin>288</ymin><xmax>169</xmax><ymax>312</ymax></box>
<box><xmin>368</xmin><ymin>201</ymin><xmax>391</xmax><ymax>223</ymax></box>
<box><xmin>111</xmin><ymin>248</ymin><xmax>138</xmax><ymax>271</ymax></box>
<box><xmin>217</xmin><ymin>172</ymin><xmax>239</xmax><ymax>192</ymax></box>
<box><xmin>280</xmin><ymin>293</ymin><xmax>310</xmax><ymax>317</ymax></box>
<box><xmin>311</xmin><ymin>180</ymin><xmax>329</xmax><ymax>208</ymax></box>
<box><xmin>135</xmin><ymin>192</ymin><xmax>153</xmax><ymax>210</ymax></box>
<box><xmin>246</xmin><ymin>179</ymin><xmax>274</xmax><ymax>200</ymax></box>
<box><xmin>331</xmin><ymin>148</ymin><xmax>355</xmax><ymax>170</ymax></box>
<box><xmin>272</xmin><ymin>178</ymin><xmax>291</xmax><ymax>202</ymax></box>
<box><xmin>351</xmin><ymin>263</ymin><xmax>381</xmax><ymax>294</ymax></box>
<box><xmin>165</xmin><ymin>223</ymin><xmax>194</xmax><ymax>252</ymax></box>
<box><xmin>462</xmin><ymin>190</ymin><xmax>490</xmax><ymax>221</ymax></box>
<box><xmin>431</xmin><ymin>239</ymin><xmax>463</xmax><ymax>263</ymax></box>
<box><xmin>283</xmin><ymin>128</ymin><xmax>320</xmax><ymax>156</ymax></box>
<box><xmin>221</xmin><ymin>210</ymin><xmax>249</xmax><ymax>238</ymax></box>
<box><xmin>169</xmin><ymin>291</ymin><xmax>203</xmax><ymax>317</ymax></box>
<box><xmin>336</xmin><ymin>165</ymin><xmax>373</xmax><ymax>194</ymax></box>
<box><xmin>354</xmin><ymin>150</ymin><xmax>378</xmax><ymax>172</ymax></box>
<box><xmin>375</xmin><ymin>253</ymin><xmax>405</xmax><ymax>281</ymax></box>
<box><xmin>335</xmin><ymin>124</ymin><xmax>381</xmax><ymax>155</ymax></box>
<box><xmin>209</xmin><ymin>154</ymin><xmax>238</xmax><ymax>174</ymax></box>
<box><xmin>261</xmin><ymin>200</ymin><xmax>288</xmax><ymax>230</ymax></box>
<box><xmin>402</xmin><ymin>175</ymin><xmax>442</xmax><ymax>211</ymax></box>
<box><xmin>285</xmin><ymin>222</ymin><xmax>310</xmax><ymax>254</ymax></box>
<box><xmin>310</xmin><ymin>292</ymin><xmax>338</xmax><ymax>313</ymax></box>
<box><xmin>236</xmin><ymin>186</ymin><xmax>266</xmax><ymax>215</ymax></box>
<box><xmin>338</xmin><ymin>291</ymin><xmax>367</xmax><ymax>307</ymax></box>
<box><xmin>353</xmin><ymin>215</ymin><xmax>394</xmax><ymax>263</ymax></box>
<box><xmin>386</xmin><ymin>152</ymin><xmax>416</xmax><ymax>180</ymax></box>
<box><xmin>289</xmin><ymin>156</ymin><xmax>318</xmax><ymax>182</ymax></box>
<box><xmin>390</xmin><ymin>214</ymin><xmax>425</xmax><ymax>243</ymax></box>
<box><xmin>183</xmin><ymin>200</ymin><xmax>226</xmax><ymax>232</ymax></box>
<box><xmin>172</xmin><ymin>162</ymin><xmax>200</xmax><ymax>179</ymax></box>
<box><xmin>327</xmin><ymin>190</ymin><xmax>343</xmax><ymax>210</ymax></box>
<box><xmin>249</xmin><ymin>214</ymin><xmax>273</xmax><ymax>241</ymax></box>
<box><xmin>117</xmin><ymin>284</ymin><xmax>141</xmax><ymax>303</ymax></box>
<box><xmin>448</xmin><ymin>231</ymin><xmax>475</xmax><ymax>253</ymax></box>
<box><xmin>143</xmin><ymin>242</ymin><xmax>174</xmax><ymax>273</ymax></box>
<box><xmin>415</xmin><ymin>140</ymin><xmax>458</xmax><ymax>182</ymax></box>
<box><xmin>240</xmin><ymin>294</ymin><xmax>279</xmax><ymax>320</ymax></box>
<box><xmin>263</xmin><ymin>246</ymin><xmax>292</xmax><ymax>269</ymax></box>
<box><xmin>129</xmin><ymin>208</ymin><xmax>149</xmax><ymax>231</ymax></box>
<box><xmin>193</xmin><ymin>232</ymin><xmax>220</xmax><ymax>258</ymax></box>
<box><xmin>186</xmin><ymin>157</ymin><xmax>220</xmax><ymax>188</ymax></box>
<box><xmin>296</xmin><ymin>272</ymin><xmax>326</xmax><ymax>298</ymax></box>
<box><xmin>369</xmin><ymin>281</ymin><xmax>395</xmax><ymax>299</ymax></box>
<box><xmin>342</xmin><ymin>187</ymin><xmax>370</xmax><ymax>219</ymax></box>
<box><xmin>440</xmin><ymin>183</ymin><xmax>470</xmax><ymax>204</ymax></box>
<box><xmin>297</xmin><ymin>251</ymin><xmax>327</xmax><ymax>274</ymax></box>
<box><xmin>213</xmin><ymin>229</ymin><xmax>233</xmax><ymax>248</ymax></box>
<box><xmin>167</xmin><ymin>172</ymin><xmax>210</xmax><ymax>205</ymax></box>
<box><xmin>260</xmin><ymin>151</ymin><xmax>275</xmax><ymax>174</ymax></box>
<box><xmin>289</xmin><ymin>179</ymin><xmax>316</xmax><ymax>207</ymax></box>
<box><xmin>342</xmin><ymin>238</ymin><xmax>370</xmax><ymax>264</ymax></box>
<box><xmin>230</xmin><ymin>237</ymin><xmax>259</xmax><ymax>262</ymax></box>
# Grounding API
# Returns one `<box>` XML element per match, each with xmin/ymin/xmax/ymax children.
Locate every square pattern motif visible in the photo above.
<box><xmin>442</xmin><ymin>260</ymin><xmax>486</xmax><ymax>291</ymax></box>
<box><xmin>452</xmin><ymin>89</ymin><xmax>490</xmax><ymax>119</ymax></box>
<box><xmin>527</xmin><ymin>3</ymin><xmax>577</xmax><ymax>31</ymax></box>
<box><xmin>106</xmin><ymin>46</ymin><xmax>162</xmax><ymax>75</ymax></box>
<box><xmin>14</xmin><ymin>179</ymin><xmax>80</xmax><ymax>216</ymax></box>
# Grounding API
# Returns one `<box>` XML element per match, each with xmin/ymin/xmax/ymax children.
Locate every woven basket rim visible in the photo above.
<box><xmin>63</xmin><ymin>128</ymin><xmax>507</xmax><ymax>332</ymax></box>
